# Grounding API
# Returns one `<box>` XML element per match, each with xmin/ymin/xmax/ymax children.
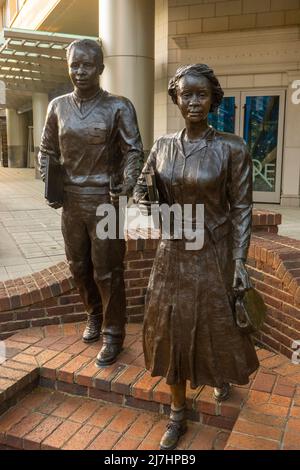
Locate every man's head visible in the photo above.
<box><xmin>66</xmin><ymin>39</ymin><xmax>105</xmax><ymax>95</ymax></box>
<box><xmin>66</xmin><ymin>39</ymin><xmax>104</xmax><ymax>67</ymax></box>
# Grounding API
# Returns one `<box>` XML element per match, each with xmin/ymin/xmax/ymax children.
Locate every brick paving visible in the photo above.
<box><xmin>0</xmin><ymin>322</ymin><xmax>299</xmax><ymax>449</ymax></box>
<box><xmin>224</xmin><ymin>349</ymin><xmax>300</xmax><ymax>450</ymax></box>
<box><xmin>0</xmin><ymin>388</ymin><xmax>230</xmax><ymax>450</ymax></box>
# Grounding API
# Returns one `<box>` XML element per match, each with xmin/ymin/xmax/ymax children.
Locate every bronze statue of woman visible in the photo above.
<box><xmin>134</xmin><ymin>64</ymin><xmax>259</xmax><ymax>450</ymax></box>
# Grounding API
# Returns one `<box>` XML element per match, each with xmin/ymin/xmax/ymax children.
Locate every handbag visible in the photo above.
<box><xmin>234</xmin><ymin>287</ymin><xmax>267</xmax><ymax>335</ymax></box>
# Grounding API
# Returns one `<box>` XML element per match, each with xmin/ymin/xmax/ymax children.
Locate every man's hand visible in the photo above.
<box><xmin>233</xmin><ymin>259</ymin><xmax>251</xmax><ymax>297</ymax></box>
<box><xmin>109</xmin><ymin>183</ymin><xmax>132</xmax><ymax>205</ymax></box>
<box><xmin>47</xmin><ymin>201</ymin><xmax>62</xmax><ymax>210</ymax></box>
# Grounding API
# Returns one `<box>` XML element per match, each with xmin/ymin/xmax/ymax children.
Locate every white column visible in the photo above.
<box><xmin>281</xmin><ymin>73</ymin><xmax>300</xmax><ymax>207</ymax></box>
<box><xmin>99</xmin><ymin>0</ymin><xmax>155</xmax><ymax>151</ymax></box>
<box><xmin>0</xmin><ymin>128</ymin><xmax>2</xmax><ymax>167</ymax></box>
<box><xmin>6</xmin><ymin>108</ymin><xmax>27</xmax><ymax>168</ymax></box>
<box><xmin>32</xmin><ymin>92</ymin><xmax>48</xmax><ymax>177</ymax></box>
<box><xmin>154</xmin><ymin>0</ymin><xmax>169</xmax><ymax>140</ymax></box>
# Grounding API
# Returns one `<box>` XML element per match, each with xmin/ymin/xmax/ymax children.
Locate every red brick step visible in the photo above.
<box><xmin>1</xmin><ymin>322</ymin><xmax>300</xmax><ymax>450</ymax></box>
<box><xmin>36</xmin><ymin>324</ymin><xmax>246</xmax><ymax>430</ymax></box>
<box><xmin>0</xmin><ymin>388</ymin><xmax>230</xmax><ymax>450</ymax></box>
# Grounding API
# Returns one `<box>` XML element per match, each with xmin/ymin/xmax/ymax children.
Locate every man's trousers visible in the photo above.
<box><xmin>61</xmin><ymin>191</ymin><xmax>127</xmax><ymax>342</ymax></box>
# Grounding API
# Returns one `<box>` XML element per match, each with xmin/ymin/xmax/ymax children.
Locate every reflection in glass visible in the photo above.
<box><xmin>209</xmin><ymin>97</ymin><xmax>235</xmax><ymax>133</ymax></box>
<box><xmin>243</xmin><ymin>96</ymin><xmax>279</xmax><ymax>193</ymax></box>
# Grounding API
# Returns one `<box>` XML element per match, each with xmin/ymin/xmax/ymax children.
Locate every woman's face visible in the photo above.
<box><xmin>176</xmin><ymin>74</ymin><xmax>212</xmax><ymax>124</ymax></box>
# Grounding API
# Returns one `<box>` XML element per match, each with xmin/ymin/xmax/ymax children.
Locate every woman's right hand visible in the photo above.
<box><xmin>138</xmin><ymin>199</ymin><xmax>159</xmax><ymax>217</ymax></box>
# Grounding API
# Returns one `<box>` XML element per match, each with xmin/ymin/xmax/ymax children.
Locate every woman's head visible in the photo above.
<box><xmin>168</xmin><ymin>64</ymin><xmax>224</xmax><ymax>113</ymax></box>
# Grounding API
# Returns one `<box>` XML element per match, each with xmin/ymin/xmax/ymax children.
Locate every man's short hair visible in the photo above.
<box><xmin>66</xmin><ymin>39</ymin><xmax>104</xmax><ymax>67</ymax></box>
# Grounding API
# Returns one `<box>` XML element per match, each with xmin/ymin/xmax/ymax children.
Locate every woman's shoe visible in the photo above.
<box><xmin>213</xmin><ymin>383</ymin><xmax>231</xmax><ymax>402</ymax></box>
<box><xmin>159</xmin><ymin>408</ymin><xmax>187</xmax><ymax>451</ymax></box>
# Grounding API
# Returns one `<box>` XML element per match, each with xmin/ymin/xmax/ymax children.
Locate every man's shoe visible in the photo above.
<box><xmin>213</xmin><ymin>383</ymin><xmax>231</xmax><ymax>402</ymax></box>
<box><xmin>82</xmin><ymin>314</ymin><xmax>102</xmax><ymax>344</ymax></box>
<box><xmin>160</xmin><ymin>408</ymin><xmax>187</xmax><ymax>451</ymax></box>
<box><xmin>95</xmin><ymin>342</ymin><xmax>123</xmax><ymax>367</ymax></box>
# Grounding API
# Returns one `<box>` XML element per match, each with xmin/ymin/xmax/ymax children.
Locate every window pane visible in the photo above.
<box><xmin>244</xmin><ymin>95</ymin><xmax>279</xmax><ymax>193</ymax></box>
<box><xmin>208</xmin><ymin>96</ymin><xmax>235</xmax><ymax>133</ymax></box>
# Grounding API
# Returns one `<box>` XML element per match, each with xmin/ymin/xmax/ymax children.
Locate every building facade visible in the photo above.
<box><xmin>0</xmin><ymin>0</ymin><xmax>300</xmax><ymax>206</ymax></box>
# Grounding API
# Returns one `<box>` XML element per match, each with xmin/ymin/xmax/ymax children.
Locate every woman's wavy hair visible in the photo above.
<box><xmin>168</xmin><ymin>64</ymin><xmax>224</xmax><ymax>113</ymax></box>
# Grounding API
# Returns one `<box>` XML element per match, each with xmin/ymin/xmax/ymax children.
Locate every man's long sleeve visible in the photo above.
<box><xmin>117</xmin><ymin>98</ymin><xmax>144</xmax><ymax>193</ymax></box>
<box><xmin>38</xmin><ymin>101</ymin><xmax>61</xmax><ymax>181</ymax></box>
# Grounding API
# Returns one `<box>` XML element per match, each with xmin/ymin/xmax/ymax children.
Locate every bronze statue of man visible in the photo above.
<box><xmin>39</xmin><ymin>39</ymin><xmax>144</xmax><ymax>366</ymax></box>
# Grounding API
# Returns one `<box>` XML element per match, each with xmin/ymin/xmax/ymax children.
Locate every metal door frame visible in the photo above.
<box><xmin>223</xmin><ymin>91</ymin><xmax>241</xmax><ymax>136</ymax></box>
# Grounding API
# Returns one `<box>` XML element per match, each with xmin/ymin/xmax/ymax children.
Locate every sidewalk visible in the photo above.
<box><xmin>0</xmin><ymin>168</ymin><xmax>299</xmax><ymax>281</ymax></box>
<box><xmin>0</xmin><ymin>168</ymin><xmax>64</xmax><ymax>281</ymax></box>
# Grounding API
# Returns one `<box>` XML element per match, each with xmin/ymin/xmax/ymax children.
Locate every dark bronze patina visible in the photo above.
<box><xmin>39</xmin><ymin>39</ymin><xmax>144</xmax><ymax>366</ymax></box>
<box><xmin>134</xmin><ymin>64</ymin><xmax>259</xmax><ymax>450</ymax></box>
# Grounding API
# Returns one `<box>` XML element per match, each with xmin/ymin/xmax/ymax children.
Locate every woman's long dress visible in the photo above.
<box><xmin>134</xmin><ymin>128</ymin><xmax>259</xmax><ymax>389</ymax></box>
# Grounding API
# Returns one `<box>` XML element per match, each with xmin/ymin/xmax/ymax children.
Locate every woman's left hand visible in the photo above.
<box><xmin>233</xmin><ymin>259</ymin><xmax>251</xmax><ymax>297</ymax></box>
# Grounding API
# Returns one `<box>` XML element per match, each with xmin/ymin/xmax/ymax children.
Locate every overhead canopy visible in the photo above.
<box><xmin>0</xmin><ymin>28</ymin><xmax>99</xmax><ymax>111</ymax></box>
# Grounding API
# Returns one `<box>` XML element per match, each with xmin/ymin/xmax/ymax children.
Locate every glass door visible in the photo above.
<box><xmin>209</xmin><ymin>92</ymin><xmax>240</xmax><ymax>135</ymax></box>
<box><xmin>241</xmin><ymin>91</ymin><xmax>285</xmax><ymax>203</ymax></box>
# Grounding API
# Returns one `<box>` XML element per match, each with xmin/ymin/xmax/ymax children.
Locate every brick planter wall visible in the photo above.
<box><xmin>248</xmin><ymin>233</ymin><xmax>300</xmax><ymax>358</ymax></box>
<box><xmin>252</xmin><ymin>209</ymin><xmax>282</xmax><ymax>234</ymax></box>
<box><xmin>0</xmin><ymin>238</ymin><xmax>158</xmax><ymax>340</ymax></box>
<box><xmin>1</xmin><ymin>208</ymin><xmax>300</xmax><ymax>360</ymax></box>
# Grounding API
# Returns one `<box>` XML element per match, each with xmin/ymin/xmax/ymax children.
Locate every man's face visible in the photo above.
<box><xmin>68</xmin><ymin>45</ymin><xmax>104</xmax><ymax>93</ymax></box>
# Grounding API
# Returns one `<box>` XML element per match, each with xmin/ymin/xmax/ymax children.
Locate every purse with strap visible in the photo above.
<box><xmin>234</xmin><ymin>287</ymin><xmax>267</xmax><ymax>335</ymax></box>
